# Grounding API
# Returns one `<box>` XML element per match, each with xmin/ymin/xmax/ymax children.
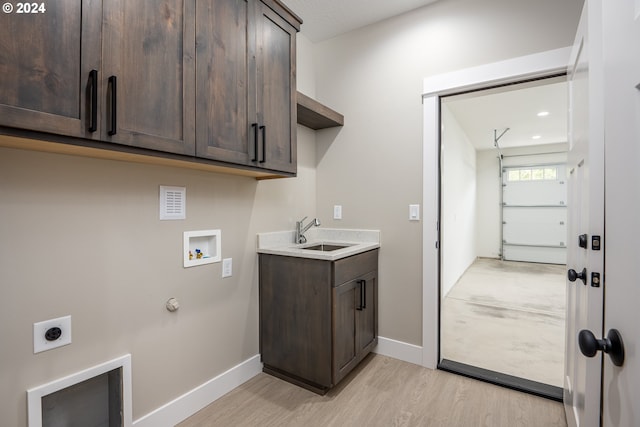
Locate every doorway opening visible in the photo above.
<box><xmin>438</xmin><ymin>77</ymin><xmax>567</xmax><ymax>400</ymax></box>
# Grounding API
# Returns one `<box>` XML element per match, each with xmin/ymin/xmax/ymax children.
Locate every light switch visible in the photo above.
<box><xmin>409</xmin><ymin>204</ymin><xmax>420</xmax><ymax>221</ymax></box>
<box><xmin>222</xmin><ymin>258</ymin><xmax>232</xmax><ymax>278</ymax></box>
<box><xmin>333</xmin><ymin>205</ymin><xmax>342</xmax><ymax>220</ymax></box>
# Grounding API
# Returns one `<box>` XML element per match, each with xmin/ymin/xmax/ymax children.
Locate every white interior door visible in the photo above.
<box><xmin>600</xmin><ymin>0</ymin><xmax>640</xmax><ymax>425</ymax></box>
<box><xmin>564</xmin><ymin>2</ymin><xmax>605</xmax><ymax>426</ymax></box>
<box><xmin>502</xmin><ymin>163</ymin><xmax>567</xmax><ymax>264</ymax></box>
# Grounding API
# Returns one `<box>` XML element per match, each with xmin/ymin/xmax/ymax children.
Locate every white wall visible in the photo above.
<box><xmin>441</xmin><ymin>105</ymin><xmax>477</xmax><ymax>297</ymax></box>
<box><xmin>312</xmin><ymin>0</ymin><xmax>583</xmax><ymax>345</ymax></box>
<box><xmin>476</xmin><ymin>149</ymin><xmax>502</xmax><ymax>258</ymax></box>
<box><xmin>0</xmin><ymin>34</ymin><xmax>319</xmax><ymax>427</ymax></box>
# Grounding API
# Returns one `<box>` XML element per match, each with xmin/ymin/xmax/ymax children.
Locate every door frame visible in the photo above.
<box><xmin>421</xmin><ymin>47</ymin><xmax>572</xmax><ymax>369</ymax></box>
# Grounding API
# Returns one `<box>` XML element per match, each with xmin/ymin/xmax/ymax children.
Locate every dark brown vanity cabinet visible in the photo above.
<box><xmin>196</xmin><ymin>0</ymin><xmax>299</xmax><ymax>174</ymax></box>
<box><xmin>259</xmin><ymin>249</ymin><xmax>378</xmax><ymax>394</ymax></box>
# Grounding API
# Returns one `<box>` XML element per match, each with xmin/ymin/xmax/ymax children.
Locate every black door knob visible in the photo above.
<box><xmin>578</xmin><ymin>329</ymin><xmax>625</xmax><ymax>367</ymax></box>
<box><xmin>568</xmin><ymin>268</ymin><xmax>587</xmax><ymax>284</ymax></box>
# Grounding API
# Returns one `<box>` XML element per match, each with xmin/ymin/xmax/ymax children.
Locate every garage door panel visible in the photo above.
<box><xmin>503</xmin><ymin>180</ymin><xmax>567</xmax><ymax>206</ymax></box>
<box><xmin>502</xmin><ymin>163</ymin><xmax>567</xmax><ymax>264</ymax></box>
<box><xmin>503</xmin><ymin>206</ymin><xmax>566</xmax><ymax>223</ymax></box>
<box><xmin>503</xmin><ymin>207</ymin><xmax>567</xmax><ymax>246</ymax></box>
<box><xmin>503</xmin><ymin>245</ymin><xmax>567</xmax><ymax>264</ymax></box>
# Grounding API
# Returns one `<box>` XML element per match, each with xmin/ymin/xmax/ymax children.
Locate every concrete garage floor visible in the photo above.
<box><xmin>441</xmin><ymin>258</ymin><xmax>566</xmax><ymax>387</ymax></box>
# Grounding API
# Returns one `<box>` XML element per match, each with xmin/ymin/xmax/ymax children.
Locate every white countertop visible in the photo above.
<box><xmin>257</xmin><ymin>228</ymin><xmax>380</xmax><ymax>261</ymax></box>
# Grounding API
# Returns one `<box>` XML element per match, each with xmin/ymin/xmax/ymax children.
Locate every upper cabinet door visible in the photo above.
<box><xmin>0</xmin><ymin>0</ymin><xmax>101</xmax><ymax>138</ymax></box>
<box><xmin>255</xmin><ymin>2</ymin><xmax>297</xmax><ymax>174</ymax></box>
<box><xmin>195</xmin><ymin>0</ymin><xmax>256</xmax><ymax>164</ymax></box>
<box><xmin>102</xmin><ymin>0</ymin><xmax>195</xmax><ymax>155</ymax></box>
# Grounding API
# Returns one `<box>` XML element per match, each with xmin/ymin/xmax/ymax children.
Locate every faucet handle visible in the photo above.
<box><xmin>298</xmin><ymin>216</ymin><xmax>308</xmax><ymax>224</ymax></box>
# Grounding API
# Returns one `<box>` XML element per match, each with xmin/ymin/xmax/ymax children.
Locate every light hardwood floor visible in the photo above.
<box><xmin>178</xmin><ymin>354</ymin><xmax>567</xmax><ymax>427</ymax></box>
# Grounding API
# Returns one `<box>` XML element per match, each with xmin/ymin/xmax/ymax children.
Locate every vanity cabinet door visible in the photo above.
<box><xmin>0</xmin><ymin>0</ymin><xmax>101</xmax><ymax>138</ymax></box>
<box><xmin>333</xmin><ymin>270</ymin><xmax>377</xmax><ymax>385</ymax></box>
<box><xmin>357</xmin><ymin>272</ymin><xmax>378</xmax><ymax>354</ymax></box>
<box><xmin>333</xmin><ymin>279</ymin><xmax>359</xmax><ymax>385</ymax></box>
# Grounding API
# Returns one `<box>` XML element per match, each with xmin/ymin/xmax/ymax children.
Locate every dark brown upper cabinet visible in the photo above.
<box><xmin>254</xmin><ymin>1</ymin><xmax>298</xmax><ymax>174</ymax></box>
<box><xmin>0</xmin><ymin>0</ymin><xmax>300</xmax><ymax>177</ymax></box>
<box><xmin>102</xmin><ymin>0</ymin><xmax>196</xmax><ymax>155</ymax></box>
<box><xmin>195</xmin><ymin>0</ymin><xmax>256</xmax><ymax>165</ymax></box>
<box><xmin>196</xmin><ymin>0</ymin><xmax>300</xmax><ymax>174</ymax></box>
<box><xmin>0</xmin><ymin>0</ymin><xmax>102</xmax><ymax>139</ymax></box>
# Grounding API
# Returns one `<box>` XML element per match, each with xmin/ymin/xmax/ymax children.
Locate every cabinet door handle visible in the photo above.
<box><xmin>108</xmin><ymin>76</ymin><xmax>117</xmax><ymax>136</ymax></box>
<box><xmin>356</xmin><ymin>280</ymin><xmax>366</xmax><ymax>311</ymax></box>
<box><xmin>259</xmin><ymin>125</ymin><xmax>266</xmax><ymax>163</ymax></box>
<box><xmin>88</xmin><ymin>70</ymin><xmax>98</xmax><ymax>132</ymax></box>
<box><xmin>251</xmin><ymin>123</ymin><xmax>259</xmax><ymax>162</ymax></box>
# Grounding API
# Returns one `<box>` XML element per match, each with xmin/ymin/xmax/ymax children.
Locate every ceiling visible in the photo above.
<box><xmin>443</xmin><ymin>79</ymin><xmax>568</xmax><ymax>151</ymax></box>
<box><xmin>280</xmin><ymin>0</ymin><xmax>440</xmax><ymax>42</ymax></box>
<box><xmin>278</xmin><ymin>0</ymin><xmax>568</xmax><ymax>152</ymax></box>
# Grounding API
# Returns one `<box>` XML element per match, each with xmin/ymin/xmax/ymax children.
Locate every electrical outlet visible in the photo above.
<box><xmin>34</xmin><ymin>315</ymin><xmax>72</xmax><ymax>354</ymax></box>
<box><xmin>222</xmin><ymin>258</ymin><xmax>232</xmax><ymax>278</ymax></box>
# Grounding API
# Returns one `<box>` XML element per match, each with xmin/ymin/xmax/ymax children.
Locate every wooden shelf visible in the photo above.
<box><xmin>296</xmin><ymin>92</ymin><xmax>344</xmax><ymax>129</ymax></box>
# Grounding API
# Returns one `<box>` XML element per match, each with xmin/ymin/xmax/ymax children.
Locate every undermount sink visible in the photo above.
<box><xmin>256</xmin><ymin>229</ymin><xmax>380</xmax><ymax>260</ymax></box>
<box><xmin>303</xmin><ymin>243</ymin><xmax>350</xmax><ymax>252</ymax></box>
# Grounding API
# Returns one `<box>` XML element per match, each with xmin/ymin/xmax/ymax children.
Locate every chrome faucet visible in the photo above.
<box><xmin>296</xmin><ymin>216</ymin><xmax>321</xmax><ymax>244</ymax></box>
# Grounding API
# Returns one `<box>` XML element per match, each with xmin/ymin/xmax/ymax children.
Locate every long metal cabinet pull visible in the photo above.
<box><xmin>108</xmin><ymin>76</ymin><xmax>117</xmax><ymax>135</ymax></box>
<box><xmin>356</xmin><ymin>280</ymin><xmax>366</xmax><ymax>311</ymax></box>
<box><xmin>259</xmin><ymin>125</ymin><xmax>266</xmax><ymax>163</ymax></box>
<box><xmin>88</xmin><ymin>70</ymin><xmax>98</xmax><ymax>132</ymax></box>
<box><xmin>251</xmin><ymin>123</ymin><xmax>258</xmax><ymax>161</ymax></box>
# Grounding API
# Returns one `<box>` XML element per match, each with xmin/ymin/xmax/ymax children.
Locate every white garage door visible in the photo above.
<box><xmin>502</xmin><ymin>163</ymin><xmax>567</xmax><ymax>264</ymax></box>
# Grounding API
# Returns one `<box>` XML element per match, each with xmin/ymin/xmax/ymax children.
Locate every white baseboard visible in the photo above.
<box><xmin>133</xmin><ymin>354</ymin><xmax>262</xmax><ymax>427</ymax></box>
<box><xmin>374</xmin><ymin>336</ymin><xmax>423</xmax><ymax>366</ymax></box>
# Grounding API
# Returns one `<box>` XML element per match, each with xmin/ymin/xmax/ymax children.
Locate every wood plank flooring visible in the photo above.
<box><xmin>177</xmin><ymin>354</ymin><xmax>567</xmax><ymax>427</ymax></box>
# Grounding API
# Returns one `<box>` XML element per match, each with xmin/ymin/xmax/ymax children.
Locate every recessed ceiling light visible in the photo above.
<box><xmin>532</xmin><ymin>135</ymin><xmax>541</xmax><ymax>140</ymax></box>
<box><xmin>537</xmin><ymin>111</ymin><xmax>550</xmax><ymax>117</ymax></box>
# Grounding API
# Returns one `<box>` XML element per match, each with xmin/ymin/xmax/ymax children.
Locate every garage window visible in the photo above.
<box><xmin>507</xmin><ymin>166</ymin><xmax>558</xmax><ymax>182</ymax></box>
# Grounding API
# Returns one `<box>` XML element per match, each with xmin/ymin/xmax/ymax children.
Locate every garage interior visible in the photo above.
<box><xmin>439</xmin><ymin>78</ymin><xmax>568</xmax><ymax>391</ymax></box>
